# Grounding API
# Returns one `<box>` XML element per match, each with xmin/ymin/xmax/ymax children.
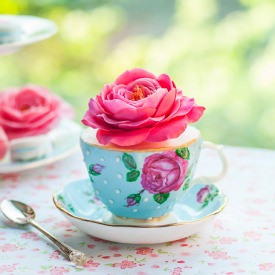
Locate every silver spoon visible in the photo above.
<box><xmin>0</xmin><ymin>199</ymin><xmax>87</xmax><ymax>267</ymax></box>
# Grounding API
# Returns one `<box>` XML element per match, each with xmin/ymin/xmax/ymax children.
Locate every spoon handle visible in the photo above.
<box><xmin>30</xmin><ymin>219</ymin><xmax>87</xmax><ymax>267</ymax></box>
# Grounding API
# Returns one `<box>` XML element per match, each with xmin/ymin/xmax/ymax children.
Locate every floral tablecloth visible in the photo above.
<box><xmin>0</xmin><ymin>146</ymin><xmax>275</xmax><ymax>275</ymax></box>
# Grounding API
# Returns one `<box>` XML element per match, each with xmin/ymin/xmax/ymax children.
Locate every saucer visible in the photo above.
<box><xmin>0</xmin><ymin>120</ymin><xmax>81</xmax><ymax>174</ymax></box>
<box><xmin>0</xmin><ymin>15</ymin><xmax>57</xmax><ymax>55</ymax></box>
<box><xmin>53</xmin><ymin>179</ymin><xmax>227</xmax><ymax>244</ymax></box>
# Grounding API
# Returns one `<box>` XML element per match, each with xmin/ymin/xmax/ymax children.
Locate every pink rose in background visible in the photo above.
<box><xmin>0</xmin><ymin>85</ymin><xmax>73</xmax><ymax>140</ymax></box>
<box><xmin>141</xmin><ymin>151</ymin><xmax>188</xmax><ymax>194</ymax></box>
<box><xmin>82</xmin><ymin>68</ymin><xmax>205</xmax><ymax>146</ymax></box>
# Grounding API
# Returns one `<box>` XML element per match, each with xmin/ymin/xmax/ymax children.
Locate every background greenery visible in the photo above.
<box><xmin>0</xmin><ymin>0</ymin><xmax>274</xmax><ymax>149</ymax></box>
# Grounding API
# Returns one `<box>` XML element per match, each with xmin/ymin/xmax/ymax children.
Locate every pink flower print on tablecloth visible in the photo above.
<box><xmin>0</xmin><ymin>264</ymin><xmax>17</xmax><ymax>273</ymax></box>
<box><xmin>53</xmin><ymin>220</ymin><xmax>71</xmax><ymax>228</ymax></box>
<box><xmin>213</xmin><ymin>218</ymin><xmax>224</xmax><ymax>229</ymax></box>
<box><xmin>244</xmin><ymin>231</ymin><xmax>261</xmax><ymax>241</ymax></box>
<box><xmin>172</xmin><ymin>267</ymin><xmax>183</xmax><ymax>275</ymax></box>
<box><xmin>85</xmin><ymin>260</ymin><xmax>100</xmax><ymax>268</ymax></box>
<box><xmin>258</xmin><ymin>263</ymin><xmax>275</xmax><ymax>271</ymax></box>
<box><xmin>205</xmin><ymin>250</ymin><xmax>230</xmax><ymax>260</ymax></box>
<box><xmin>109</xmin><ymin>246</ymin><xmax>121</xmax><ymax>251</ymax></box>
<box><xmin>21</xmin><ymin>232</ymin><xmax>40</xmax><ymax>241</ymax></box>
<box><xmin>113</xmin><ymin>253</ymin><xmax>122</xmax><ymax>257</ymax></box>
<box><xmin>50</xmin><ymin>250</ymin><xmax>61</xmax><ymax>259</ymax></box>
<box><xmin>112</xmin><ymin>260</ymin><xmax>137</xmax><ymax>269</ymax></box>
<box><xmin>0</xmin><ymin>243</ymin><xmax>18</xmax><ymax>252</ymax></box>
<box><xmin>219</xmin><ymin>237</ymin><xmax>236</xmax><ymax>245</ymax></box>
<box><xmin>136</xmin><ymin>247</ymin><xmax>154</xmax><ymax>255</ymax></box>
<box><xmin>245</xmin><ymin>209</ymin><xmax>262</xmax><ymax>216</ymax></box>
<box><xmin>49</xmin><ymin>266</ymin><xmax>69</xmax><ymax>275</ymax></box>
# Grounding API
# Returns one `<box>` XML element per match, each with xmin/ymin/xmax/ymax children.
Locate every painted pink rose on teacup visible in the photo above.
<box><xmin>197</xmin><ymin>185</ymin><xmax>211</xmax><ymax>203</ymax></box>
<box><xmin>141</xmin><ymin>151</ymin><xmax>188</xmax><ymax>194</ymax></box>
<box><xmin>0</xmin><ymin>85</ymin><xmax>73</xmax><ymax>140</ymax></box>
<box><xmin>82</xmin><ymin>68</ymin><xmax>205</xmax><ymax>146</ymax></box>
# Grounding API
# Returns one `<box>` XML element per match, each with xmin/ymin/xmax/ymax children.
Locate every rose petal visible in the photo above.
<box><xmin>115</xmin><ymin>68</ymin><xmax>156</xmax><ymax>85</ymax></box>
<box><xmin>150</xmin><ymin>157</ymin><xmax>178</xmax><ymax>171</ymax></box>
<box><xmin>157</xmin><ymin>74</ymin><xmax>174</xmax><ymax>90</ymax></box>
<box><xmin>102</xmin><ymin>99</ymin><xmax>156</xmax><ymax>121</ymax></box>
<box><xmin>127</xmin><ymin>78</ymin><xmax>160</xmax><ymax>92</ymax></box>
<box><xmin>118</xmin><ymin>115</ymin><xmax>165</xmax><ymax>129</ymax></box>
<box><xmin>167</xmin><ymin>96</ymin><xmax>194</xmax><ymax>118</ymax></box>
<box><xmin>82</xmin><ymin>111</ymin><xmax>111</xmax><ymax>131</ymax></box>
<box><xmin>145</xmin><ymin>116</ymin><xmax>189</xmax><ymax>142</ymax></box>
<box><xmin>96</xmin><ymin>127</ymin><xmax>152</xmax><ymax>146</ymax></box>
<box><xmin>154</xmin><ymin>88</ymin><xmax>176</xmax><ymax>117</ymax></box>
<box><xmin>186</xmin><ymin>105</ymin><xmax>205</xmax><ymax>123</ymax></box>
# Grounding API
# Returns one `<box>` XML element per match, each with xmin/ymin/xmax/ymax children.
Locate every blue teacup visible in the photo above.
<box><xmin>80</xmin><ymin>126</ymin><xmax>227</xmax><ymax>222</ymax></box>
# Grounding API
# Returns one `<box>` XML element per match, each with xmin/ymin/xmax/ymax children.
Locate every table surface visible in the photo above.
<box><xmin>0</xmin><ymin>145</ymin><xmax>275</xmax><ymax>275</ymax></box>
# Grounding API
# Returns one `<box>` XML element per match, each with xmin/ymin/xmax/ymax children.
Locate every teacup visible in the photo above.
<box><xmin>80</xmin><ymin>126</ymin><xmax>227</xmax><ymax>222</ymax></box>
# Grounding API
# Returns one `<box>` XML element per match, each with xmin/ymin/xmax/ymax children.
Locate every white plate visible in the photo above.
<box><xmin>0</xmin><ymin>120</ymin><xmax>81</xmax><ymax>174</ymax></box>
<box><xmin>0</xmin><ymin>145</ymin><xmax>78</xmax><ymax>174</ymax></box>
<box><xmin>0</xmin><ymin>15</ymin><xmax>57</xmax><ymax>54</ymax></box>
<box><xmin>53</xmin><ymin>179</ymin><xmax>228</xmax><ymax>244</ymax></box>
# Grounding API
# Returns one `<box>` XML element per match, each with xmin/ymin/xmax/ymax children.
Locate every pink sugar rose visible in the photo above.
<box><xmin>141</xmin><ymin>151</ymin><xmax>188</xmax><ymax>194</ymax></box>
<box><xmin>82</xmin><ymin>68</ymin><xmax>205</xmax><ymax>146</ymax></box>
<box><xmin>0</xmin><ymin>85</ymin><xmax>73</xmax><ymax>140</ymax></box>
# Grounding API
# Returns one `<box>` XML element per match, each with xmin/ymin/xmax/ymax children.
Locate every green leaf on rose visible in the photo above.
<box><xmin>57</xmin><ymin>195</ymin><xmax>65</xmax><ymax>205</ymax></box>
<box><xmin>122</xmin><ymin>153</ymin><xmax>137</xmax><ymax>170</ymax></box>
<box><xmin>176</xmin><ymin>147</ymin><xmax>190</xmax><ymax>160</ymax></box>
<box><xmin>126</xmin><ymin>170</ymin><xmax>140</xmax><ymax>182</ymax></box>
<box><xmin>90</xmin><ymin>170</ymin><xmax>99</xmax><ymax>176</ymax></box>
<box><xmin>185</xmin><ymin>164</ymin><xmax>193</xmax><ymax>178</ymax></box>
<box><xmin>126</xmin><ymin>193</ymin><xmax>142</xmax><ymax>206</ymax></box>
<box><xmin>182</xmin><ymin>179</ymin><xmax>190</xmax><ymax>191</ymax></box>
<box><xmin>88</xmin><ymin>175</ymin><xmax>94</xmax><ymax>182</ymax></box>
<box><xmin>89</xmin><ymin>164</ymin><xmax>104</xmax><ymax>176</ymax></box>
<box><xmin>153</xmin><ymin>192</ymin><xmax>170</xmax><ymax>204</ymax></box>
<box><xmin>68</xmin><ymin>203</ymin><xmax>75</xmax><ymax>213</ymax></box>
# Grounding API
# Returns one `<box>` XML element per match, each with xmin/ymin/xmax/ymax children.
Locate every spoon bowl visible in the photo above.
<box><xmin>1</xmin><ymin>199</ymin><xmax>35</xmax><ymax>224</ymax></box>
<box><xmin>0</xmin><ymin>199</ymin><xmax>87</xmax><ymax>267</ymax></box>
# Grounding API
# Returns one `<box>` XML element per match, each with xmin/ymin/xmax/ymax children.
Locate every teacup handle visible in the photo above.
<box><xmin>191</xmin><ymin>141</ymin><xmax>228</xmax><ymax>185</ymax></box>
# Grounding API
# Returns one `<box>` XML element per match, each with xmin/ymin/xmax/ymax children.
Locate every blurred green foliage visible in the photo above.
<box><xmin>0</xmin><ymin>0</ymin><xmax>274</xmax><ymax>149</ymax></box>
